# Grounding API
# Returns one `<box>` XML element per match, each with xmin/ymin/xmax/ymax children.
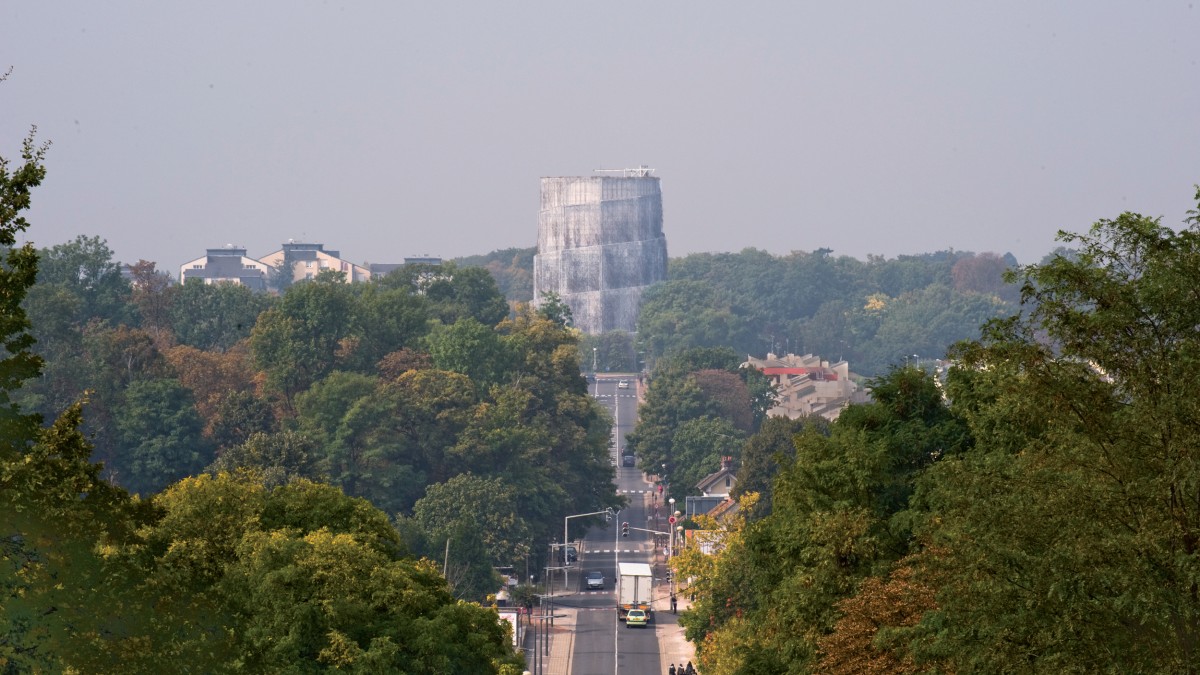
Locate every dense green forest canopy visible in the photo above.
<box><xmin>1</xmin><ymin>127</ymin><xmax>601</xmax><ymax>672</ymax></box>
<box><xmin>638</xmin><ymin>248</ymin><xmax>1021</xmax><ymax>376</ymax></box>
<box><xmin>458</xmin><ymin>244</ymin><xmax>1022</xmax><ymax>376</ymax></box>
<box><xmin>671</xmin><ymin>186</ymin><xmax>1200</xmax><ymax>674</ymax></box>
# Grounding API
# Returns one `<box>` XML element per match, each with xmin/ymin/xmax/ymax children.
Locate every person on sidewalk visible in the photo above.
<box><xmin>670</xmin><ymin>594</ymin><xmax>678</xmax><ymax>613</ymax></box>
<box><xmin>668</xmin><ymin>664</ymin><xmax>676</xmax><ymax>675</ymax></box>
<box><xmin>685</xmin><ymin>661</ymin><xmax>696</xmax><ymax>674</ymax></box>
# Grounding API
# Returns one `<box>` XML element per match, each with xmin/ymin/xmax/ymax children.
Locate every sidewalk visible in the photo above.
<box><xmin>655</xmin><ymin>584</ymin><xmax>696</xmax><ymax>673</ymax></box>
<box><xmin>523</xmin><ymin>603</ymin><xmax>576</xmax><ymax>675</ymax></box>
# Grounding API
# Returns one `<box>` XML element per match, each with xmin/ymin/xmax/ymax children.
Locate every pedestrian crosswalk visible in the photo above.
<box><xmin>585</xmin><ymin>549</ymin><xmax>641</xmax><ymax>554</ymax></box>
<box><xmin>618</xmin><ymin>489</ymin><xmax>651</xmax><ymax>494</ymax></box>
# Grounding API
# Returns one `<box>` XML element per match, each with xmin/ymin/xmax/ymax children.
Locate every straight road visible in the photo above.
<box><xmin>567</xmin><ymin>375</ymin><xmax>665</xmax><ymax>675</ymax></box>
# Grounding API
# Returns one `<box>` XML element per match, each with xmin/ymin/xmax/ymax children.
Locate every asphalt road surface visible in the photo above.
<box><xmin>566</xmin><ymin>375</ymin><xmax>665</xmax><ymax>675</ymax></box>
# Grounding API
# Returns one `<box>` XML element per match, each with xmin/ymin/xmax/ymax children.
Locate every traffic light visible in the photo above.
<box><xmin>621</xmin><ymin>521</ymin><xmax>629</xmax><ymax>537</ymax></box>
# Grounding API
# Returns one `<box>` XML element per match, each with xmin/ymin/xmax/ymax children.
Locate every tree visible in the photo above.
<box><xmin>127</xmin><ymin>259</ymin><xmax>177</xmax><ymax>345</ymax></box>
<box><xmin>907</xmin><ymin>192</ymin><xmax>1200</xmax><ymax>671</ymax></box>
<box><xmin>205</xmin><ymin>390</ymin><xmax>277</xmax><ymax>450</ymax></box>
<box><xmin>410</xmin><ymin>473</ymin><xmax>533</xmax><ymax>568</ymax></box>
<box><xmin>15</xmin><ymin>282</ymin><xmax>83</xmax><ymax>418</ymax></box>
<box><xmin>2</xmin><ymin>402</ymin><xmax>155</xmax><ymax>673</ymax></box>
<box><xmin>816</xmin><ymin>554</ymin><xmax>943</xmax><ymax>675</ymax></box>
<box><xmin>292</xmin><ymin>369</ymin><xmax>475</xmax><ymax>514</ymax></box>
<box><xmin>1</xmin><ymin>114</ymin><xmax>524</xmax><ymax>673</ymax></box>
<box><xmin>342</xmin><ymin>282</ymin><xmax>430</xmax><ymax>372</ymax></box>
<box><xmin>455</xmin><ymin>246</ymin><xmax>535</xmax><ymax>303</ymax></box>
<box><xmin>425</xmin><ymin>317</ymin><xmax>512</xmax><ymax>389</ymax></box>
<box><xmin>691</xmin><ymin>369</ymin><xmax>755</xmax><ymax>432</ymax></box>
<box><xmin>536</xmin><ymin>290</ymin><xmax>573</xmax><ymax>328</ymax></box>
<box><xmin>35</xmin><ymin>235</ymin><xmax>131</xmax><ymax>326</ymax></box>
<box><xmin>111</xmin><ymin>378</ymin><xmax>213</xmax><ymax>495</ymax></box>
<box><xmin>636</xmin><ymin>279</ymin><xmax>756</xmax><ymax>359</ymax></box>
<box><xmin>657</xmin><ymin>247</ymin><xmax>1022</xmax><ymax>377</ymax></box>
<box><xmin>442</xmin><ymin>264</ymin><xmax>510</xmax><ymax>326</ymax></box>
<box><xmin>2</xmin><ymin>117</ymin><xmax>158</xmax><ymax>673</ymax></box>
<box><xmin>669</xmin><ymin>416</ymin><xmax>744</xmax><ymax>496</ymax></box>
<box><xmin>163</xmin><ymin>343</ymin><xmax>258</xmax><ymax>433</ymax></box>
<box><xmin>625</xmin><ymin>371</ymin><xmax>713</xmax><ymax>481</ymax></box>
<box><xmin>380</xmin><ymin>261</ymin><xmax>509</xmax><ymax>326</ymax></box>
<box><xmin>130</xmin><ymin>473</ymin><xmax>524</xmax><ymax>673</ymax></box>
<box><xmin>625</xmin><ymin>347</ymin><xmax>769</xmax><ymax>488</ymax></box>
<box><xmin>734</xmin><ymin>415</ymin><xmax>826</xmax><ymax>520</ymax></box>
<box><xmin>292</xmin><ymin>371</ymin><xmax>425</xmax><ymax>511</ymax></box>
<box><xmin>293</xmin><ymin>371</ymin><xmax>381</xmax><ymax>446</ymax></box>
<box><xmin>0</xmin><ymin>104</ymin><xmax>40</xmax><ymax>585</ymax></box>
<box><xmin>675</xmin><ymin>366</ymin><xmax>968</xmax><ymax>672</ymax></box>
<box><xmin>249</xmin><ymin>277</ymin><xmax>356</xmax><ymax>408</ymax></box>
<box><xmin>580</xmin><ymin>330</ymin><xmax>637</xmax><ymax>373</ymax></box>
<box><xmin>208</xmin><ymin>430</ymin><xmax>321</xmax><ymax>487</ymax></box>
<box><xmin>377</xmin><ymin>346</ymin><xmax>432</xmax><ymax>380</ymax></box>
<box><xmin>950</xmin><ymin>251</ymin><xmax>1007</xmax><ymax>293</ymax></box>
<box><xmin>672</xmin><ymin>493</ymin><xmax>768</xmax><ymax>675</ymax></box>
<box><xmin>169</xmin><ymin>279</ymin><xmax>273</xmax><ymax>352</ymax></box>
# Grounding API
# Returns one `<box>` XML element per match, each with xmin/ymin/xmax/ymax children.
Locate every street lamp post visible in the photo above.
<box><xmin>668</xmin><ymin>497</ymin><xmax>675</xmax><ymax>548</ymax></box>
<box><xmin>667</xmin><ymin>498</ymin><xmax>676</xmax><ymax>567</ymax></box>
<box><xmin>563</xmin><ymin>508</ymin><xmax>615</xmax><ymax>590</ymax></box>
<box><xmin>613</xmin><ymin>507</ymin><xmax>621</xmax><ymax>675</ymax></box>
<box><xmin>673</xmin><ymin>523</ymin><xmax>684</xmax><ymax>608</ymax></box>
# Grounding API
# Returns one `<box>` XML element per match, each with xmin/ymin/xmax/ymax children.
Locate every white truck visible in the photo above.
<box><xmin>617</xmin><ymin>561</ymin><xmax>653</xmax><ymax>620</ymax></box>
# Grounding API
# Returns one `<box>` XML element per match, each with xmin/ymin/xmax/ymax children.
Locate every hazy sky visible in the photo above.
<box><xmin>3</xmin><ymin>2</ymin><xmax>1198</xmax><ymax>273</ymax></box>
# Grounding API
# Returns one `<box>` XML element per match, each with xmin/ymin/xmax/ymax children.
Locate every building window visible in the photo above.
<box><xmin>725</xmin><ymin>477</ymin><xmax>731</xmax><ymax>488</ymax></box>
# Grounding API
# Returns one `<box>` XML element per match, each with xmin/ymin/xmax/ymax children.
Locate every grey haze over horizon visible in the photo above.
<box><xmin>2</xmin><ymin>2</ymin><xmax>1197</xmax><ymax>272</ymax></box>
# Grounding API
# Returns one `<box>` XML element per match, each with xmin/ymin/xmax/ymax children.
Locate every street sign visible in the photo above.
<box><xmin>668</xmin><ymin>516</ymin><xmax>676</xmax><ymax>525</ymax></box>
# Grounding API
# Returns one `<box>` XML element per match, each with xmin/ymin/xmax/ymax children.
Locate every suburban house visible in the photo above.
<box><xmin>743</xmin><ymin>352</ymin><xmax>871</xmax><ymax>421</ymax></box>
<box><xmin>685</xmin><ymin>456</ymin><xmax>739</xmax><ymax>520</ymax></box>
<box><xmin>258</xmin><ymin>241</ymin><xmax>371</xmax><ymax>284</ymax></box>
<box><xmin>682</xmin><ymin>458</ymin><xmax>742</xmax><ymax>557</ymax></box>
<box><xmin>179</xmin><ymin>246</ymin><xmax>270</xmax><ymax>291</ymax></box>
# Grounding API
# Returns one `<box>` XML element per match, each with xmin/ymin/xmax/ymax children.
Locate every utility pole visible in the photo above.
<box><xmin>613</xmin><ymin>508</ymin><xmax>621</xmax><ymax>675</ymax></box>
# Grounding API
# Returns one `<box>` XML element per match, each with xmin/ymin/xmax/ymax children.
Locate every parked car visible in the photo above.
<box><xmin>560</xmin><ymin>545</ymin><xmax>577</xmax><ymax>564</ymax></box>
<box><xmin>617</xmin><ymin>380</ymin><xmax>629</xmax><ymax>389</ymax></box>
<box><xmin>625</xmin><ymin>608</ymin><xmax>648</xmax><ymax>627</ymax></box>
<box><xmin>585</xmin><ymin>571</ymin><xmax>605</xmax><ymax>590</ymax></box>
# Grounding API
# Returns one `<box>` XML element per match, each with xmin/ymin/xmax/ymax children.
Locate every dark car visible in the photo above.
<box><xmin>622</xmin><ymin>454</ymin><xmax>635</xmax><ymax>467</ymax></box>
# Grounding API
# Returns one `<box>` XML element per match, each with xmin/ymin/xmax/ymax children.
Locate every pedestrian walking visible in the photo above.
<box><xmin>670</xmin><ymin>594</ymin><xmax>678</xmax><ymax>614</ymax></box>
<box><xmin>668</xmin><ymin>664</ymin><xmax>676</xmax><ymax>675</ymax></box>
<box><xmin>685</xmin><ymin>661</ymin><xmax>696</xmax><ymax>675</ymax></box>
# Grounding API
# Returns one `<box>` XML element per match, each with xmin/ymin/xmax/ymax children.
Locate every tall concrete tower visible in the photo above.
<box><xmin>533</xmin><ymin>168</ymin><xmax>669</xmax><ymax>334</ymax></box>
